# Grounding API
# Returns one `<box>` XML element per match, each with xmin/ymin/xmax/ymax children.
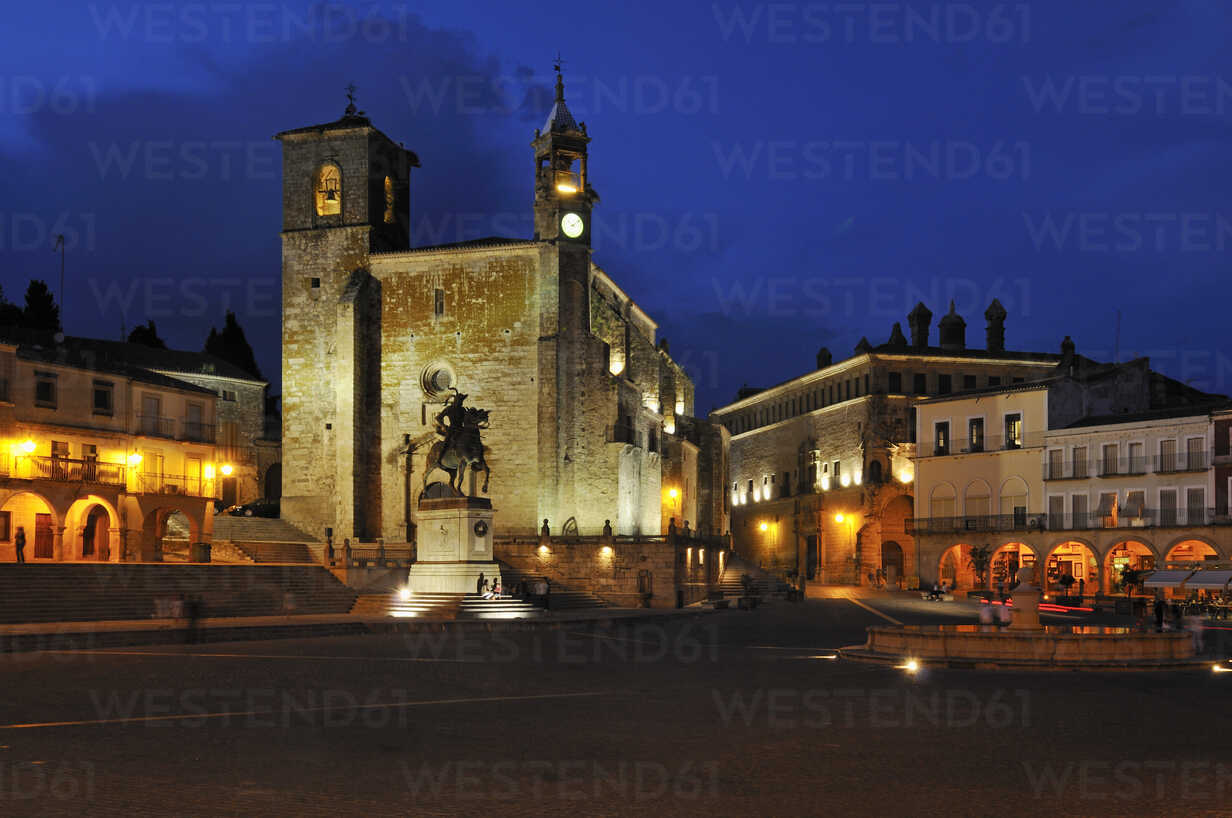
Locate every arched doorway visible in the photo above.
<box><xmin>264</xmin><ymin>463</ymin><xmax>282</xmax><ymax>501</ymax></box>
<box><xmin>1</xmin><ymin>491</ymin><xmax>57</xmax><ymax>561</ymax></box>
<box><xmin>881</xmin><ymin>541</ymin><xmax>904</xmax><ymax>587</ymax></box>
<box><xmin>939</xmin><ymin>544</ymin><xmax>978</xmax><ymax>590</ymax></box>
<box><xmin>991</xmin><ymin>542</ymin><xmax>1036</xmax><ymax>589</ymax></box>
<box><xmin>1043</xmin><ymin>541</ymin><xmax>1099</xmax><ymax>597</ymax></box>
<box><xmin>81</xmin><ymin>506</ymin><xmax>109</xmax><ymax>560</ymax></box>
<box><xmin>141</xmin><ymin>506</ymin><xmax>201</xmax><ymax>562</ymax></box>
<box><xmin>1166</xmin><ymin>539</ymin><xmax>1220</xmax><ymax>565</ymax></box>
<box><xmin>1104</xmin><ymin>541</ymin><xmax>1156</xmax><ymax>595</ymax></box>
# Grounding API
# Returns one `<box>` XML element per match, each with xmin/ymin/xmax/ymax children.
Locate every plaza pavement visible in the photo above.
<box><xmin>0</xmin><ymin>595</ymin><xmax>1229</xmax><ymax>816</ymax></box>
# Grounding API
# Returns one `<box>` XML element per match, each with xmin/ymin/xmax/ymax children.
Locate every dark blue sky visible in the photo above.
<box><xmin>3</xmin><ymin>1</ymin><xmax>1230</xmax><ymax>412</ymax></box>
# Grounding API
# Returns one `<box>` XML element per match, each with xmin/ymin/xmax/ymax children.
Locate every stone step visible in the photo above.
<box><xmin>351</xmin><ymin>591</ymin><xmax>542</xmax><ymax>620</ymax></box>
<box><xmin>0</xmin><ymin>564</ymin><xmax>356</xmax><ymax>623</ymax></box>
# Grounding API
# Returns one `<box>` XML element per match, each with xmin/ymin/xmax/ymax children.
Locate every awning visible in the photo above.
<box><xmin>1185</xmin><ymin>570</ymin><xmax>1232</xmax><ymax>589</ymax></box>
<box><xmin>1096</xmin><ymin>495</ymin><xmax>1116</xmax><ymax>516</ymax></box>
<box><xmin>1142</xmin><ymin>570</ymin><xmax>1196</xmax><ymax>589</ymax></box>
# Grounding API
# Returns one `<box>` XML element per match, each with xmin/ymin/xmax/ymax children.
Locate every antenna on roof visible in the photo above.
<box><xmin>1113</xmin><ymin>310</ymin><xmax>1121</xmax><ymax>363</ymax></box>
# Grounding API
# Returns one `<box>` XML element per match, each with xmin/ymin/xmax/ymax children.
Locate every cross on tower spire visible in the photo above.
<box><xmin>345</xmin><ymin>82</ymin><xmax>359</xmax><ymax>117</ymax></box>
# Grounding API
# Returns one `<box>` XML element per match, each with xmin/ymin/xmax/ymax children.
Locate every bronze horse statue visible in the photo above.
<box><xmin>423</xmin><ymin>390</ymin><xmax>491</xmax><ymax>496</ymax></box>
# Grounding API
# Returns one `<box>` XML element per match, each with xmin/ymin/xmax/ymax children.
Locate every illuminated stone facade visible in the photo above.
<box><xmin>710</xmin><ymin>302</ymin><xmax>1059</xmax><ymax>588</ymax></box>
<box><xmin>277</xmin><ymin>81</ymin><xmax>722</xmax><ymax>545</ymax></box>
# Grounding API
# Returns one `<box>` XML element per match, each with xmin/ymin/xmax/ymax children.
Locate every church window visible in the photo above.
<box><xmin>383</xmin><ymin>176</ymin><xmax>395</xmax><ymax>224</ymax></box>
<box><xmin>314</xmin><ymin>164</ymin><xmax>342</xmax><ymax>217</ymax></box>
<box><xmin>434</xmin><ymin>288</ymin><xmax>445</xmax><ymax>317</ymax></box>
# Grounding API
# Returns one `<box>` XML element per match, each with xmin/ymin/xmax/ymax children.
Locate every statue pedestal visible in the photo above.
<box><xmin>407</xmin><ymin>496</ymin><xmax>499</xmax><ymax>594</ymax></box>
<box><xmin>1010</xmin><ymin>585</ymin><xmax>1043</xmax><ymax>630</ymax></box>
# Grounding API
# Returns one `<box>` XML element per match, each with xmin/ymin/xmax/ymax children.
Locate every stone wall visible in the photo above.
<box><xmin>495</xmin><ymin>536</ymin><xmax>722</xmax><ymax>608</ymax></box>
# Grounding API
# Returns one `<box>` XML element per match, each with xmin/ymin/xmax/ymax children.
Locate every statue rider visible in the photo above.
<box><xmin>434</xmin><ymin>390</ymin><xmax>468</xmax><ymax>446</ymax></box>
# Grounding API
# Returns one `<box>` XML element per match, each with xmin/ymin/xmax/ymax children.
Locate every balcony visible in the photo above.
<box><xmin>1096</xmin><ymin>457</ymin><xmax>1148</xmax><ymax>478</ymax></box>
<box><xmin>182</xmin><ymin>421</ymin><xmax>216</xmax><ymax>444</ymax></box>
<box><xmin>1</xmin><ymin>455</ymin><xmax>126</xmax><ymax>487</ymax></box>
<box><xmin>918</xmin><ymin>432</ymin><xmax>1043</xmax><ymax>458</ymax></box>
<box><xmin>915</xmin><ymin>508</ymin><xmax>1221</xmax><ymax>534</ymax></box>
<box><xmin>1042</xmin><ymin>460</ymin><xmax>1090</xmax><ymax>481</ymax></box>
<box><xmin>1154</xmin><ymin>451</ymin><xmax>1209</xmax><ymax>473</ymax></box>
<box><xmin>135</xmin><ymin>473</ymin><xmax>211</xmax><ymax>497</ymax></box>
<box><xmin>137</xmin><ymin>414</ymin><xmax>176</xmax><ymax>439</ymax></box>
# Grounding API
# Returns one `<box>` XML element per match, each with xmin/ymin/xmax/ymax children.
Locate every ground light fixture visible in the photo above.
<box><xmin>399</xmin><ymin>587</ymin><xmax>412</xmax><ymax>602</ymax></box>
<box><xmin>220</xmin><ymin>463</ymin><xmax>234</xmax><ymax>476</ymax></box>
<box><xmin>759</xmin><ymin>522</ymin><xmax>768</xmax><ymax>532</ymax></box>
<box><xmin>895</xmin><ymin>658</ymin><xmax>921</xmax><ymax>674</ymax></box>
<box><xmin>19</xmin><ymin>439</ymin><xmax>35</xmax><ymax>453</ymax></box>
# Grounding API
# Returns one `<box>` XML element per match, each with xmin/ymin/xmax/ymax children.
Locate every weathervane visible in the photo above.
<box><xmin>345</xmin><ymin>82</ymin><xmax>362</xmax><ymax>117</ymax></box>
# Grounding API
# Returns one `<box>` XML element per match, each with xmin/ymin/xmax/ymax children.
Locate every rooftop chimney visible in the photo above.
<box><xmin>816</xmin><ymin>347</ymin><xmax>833</xmax><ymax>369</ymax></box>
<box><xmin>938</xmin><ymin>300</ymin><xmax>966</xmax><ymax>351</ymax></box>
<box><xmin>886</xmin><ymin>322</ymin><xmax>908</xmax><ymax>349</ymax></box>
<box><xmin>907</xmin><ymin>302</ymin><xmax>932</xmax><ymax>349</ymax></box>
<box><xmin>985</xmin><ymin>298</ymin><xmax>1007</xmax><ymax>353</ymax></box>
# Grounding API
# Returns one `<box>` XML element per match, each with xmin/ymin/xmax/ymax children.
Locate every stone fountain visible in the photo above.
<box><xmin>841</xmin><ymin>567</ymin><xmax>1201</xmax><ymax>670</ymax></box>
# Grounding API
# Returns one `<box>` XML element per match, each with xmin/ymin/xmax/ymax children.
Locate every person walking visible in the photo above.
<box><xmin>476</xmin><ymin>572</ymin><xmax>486</xmax><ymax>595</ymax></box>
<box><xmin>1078</xmin><ymin>577</ymin><xmax>1086</xmax><ymax>600</ymax></box>
<box><xmin>13</xmin><ymin>526</ymin><xmax>25</xmax><ymax>563</ymax></box>
<box><xmin>1153</xmin><ymin>596</ymin><xmax>1166</xmax><ymax>632</ymax></box>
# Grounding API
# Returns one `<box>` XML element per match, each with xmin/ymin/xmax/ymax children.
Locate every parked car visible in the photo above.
<box><xmin>224</xmin><ymin>498</ymin><xmax>280</xmax><ymax>518</ymax></box>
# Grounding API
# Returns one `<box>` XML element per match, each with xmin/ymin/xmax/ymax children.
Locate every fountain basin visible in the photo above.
<box><xmin>841</xmin><ymin>624</ymin><xmax>1201</xmax><ymax>670</ymax></box>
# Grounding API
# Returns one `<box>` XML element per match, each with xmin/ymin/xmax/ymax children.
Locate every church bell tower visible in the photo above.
<box><xmin>532</xmin><ymin>62</ymin><xmax>597</xmax><ymax>246</ymax></box>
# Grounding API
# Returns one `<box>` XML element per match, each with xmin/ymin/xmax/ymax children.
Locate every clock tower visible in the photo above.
<box><xmin>532</xmin><ymin>63</ymin><xmax>596</xmax><ymax>246</ymax></box>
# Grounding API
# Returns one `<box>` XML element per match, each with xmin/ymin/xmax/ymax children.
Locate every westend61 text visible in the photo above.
<box><xmin>403</xmin><ymin>760</ymin><xmax>720</xmax><ymax>801</ymax></box>
<box><xmin>0</xmin><ymin>762</ymin><xmax>95</xmax><ymax>801</ymax></box>
<box><xmin>714</xmin><ymin>688</ymin><xmax>1031</xmax><ymax>729</ymax></box>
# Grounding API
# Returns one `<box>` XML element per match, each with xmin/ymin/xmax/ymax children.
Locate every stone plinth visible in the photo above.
<box><xmin>407</xmin><ymin>496</ymin><xmax>499</xmax><ymax>594</ymax></box>
<box><xmin>842</xmin><ymin>625</ymin><xmax>1199</xmax><ymax>669</ymax></box>
<box><xmin>1010</xmin><ymin>586</ymin><xmax>1042</xmax><ymax>630</ymax></box>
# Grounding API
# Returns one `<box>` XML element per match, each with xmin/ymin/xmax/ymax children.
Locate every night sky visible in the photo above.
<box><xmin>3</xmin><ymin>1</ymin><xmax>1229</xmax><ymax>413</ymax></box>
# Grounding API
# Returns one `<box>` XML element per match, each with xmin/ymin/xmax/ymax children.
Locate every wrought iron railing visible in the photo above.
<box><xmin>137</xmin><ymin>414</ymin><xmax>176</xmax><ymax>438</ymax></box>
<box><xmin>3</xmin><ymin>456</ymin><xmax>126</xmax><ymax>486</ymax></box>
<box><xmin>182</xmin><ymin>421</ymin><xmax>216</xmax><ymax>443</ymax></box>
<box><xmin>135</xmin><ymin>473</ymin><xmax>210</xmax><ymax>497</ymax></box>
<box><xmin>918</xmin><ymin>432</ymin><xmax>1043</xmax><ymax>458</ymax></box>
<box><xmin>916</xmin><ymin>507</ymin><xmax>1215</xmax><ymax>533</ymax></box>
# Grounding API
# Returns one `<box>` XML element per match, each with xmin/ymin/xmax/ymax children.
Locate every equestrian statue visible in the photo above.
<box><xmin>422</xmin><ymin>388</ymin><xmax>492</xmax><ymax>497</ymax></box>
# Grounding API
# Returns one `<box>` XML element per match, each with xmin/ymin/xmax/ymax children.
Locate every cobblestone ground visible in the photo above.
<box><xmin>0</xmin><ymin>597</ymin><xmax>1229</xmax><ymax>817</ymax></box>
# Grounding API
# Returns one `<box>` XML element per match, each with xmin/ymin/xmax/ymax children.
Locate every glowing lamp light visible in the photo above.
<box><xmin>664</xmin><ymin>419</ymin><xmax>676</xmax><ymax>435</ymax></box>
<box><xmin>668</xmin><ymin>488</ymin><xmax>678</xmax><ymax>500</ymax></box>
<box><xmin>609</xmin><ymin>359</ymin><xmax>625</xmax><ymax>376</ymax></box>
<box><xmin>538</xmin><ymin>544</ymin><xmax>550</xmax><ymax>555</ymax></box>
<box><xmin>840</xmin><ymin>473</ymin><xmax>852</xmax><ymax>488</ymax></box>
<box><xmin>853</xmin><ymin>472</ymin><xmax>862</xmax><ymax>486</ymax></box>
<box><xmin>820</xmin><ymin>476</ymin><xmax>831</xmax><ymax>491</ymax></box>
<box><xmin>834</xmin><ymin>513</ymin><xmax>845</xmax><ymax>524</ymax></box>
<box><xmin>897</xmin><ymin>659</ymin><xmax>920</xmax><ymax>674</ymax></box>
<box><xmin>19</xmin><ymin>439</ymin><xmax>35</xmax><ymax>454</ymax></box>
<box><xmin>220</xmin><ymin>463</ymin><xmax>234</xmax><ymax>476</ymax></box>
<box><xmin>759</xmin><ymin>522</ymin><xmax>769</xmax><ymax>532</ymax></box>
<box><xmin>699</xmin><ymin>550</ymin><xmax>705</xmax><ymax>565</ymax></box>
<box><xmin>399</xmin><ymin>587</ymin><xmax>412</xmax><ymax>602</ymax></box>
<box><xmin>600</xmin><ymin>545</ymin><xmax>613</xmax><ymax>557</ymax></box>
<box><xmin>899</xmin><ymin>470</ymin><xmax>913</xmax><ymax>483</ymax></box>
<box><xmin>675</xmin><ymin>401</ymin><xmax>685</xmax><ymax>416</ymax></box>
<box><xmin>126</xmin><ymin>453</ymin><xmax>143</xmax><ymax>466</ymax></box>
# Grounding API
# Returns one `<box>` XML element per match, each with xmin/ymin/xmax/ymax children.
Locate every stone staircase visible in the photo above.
<box><xmin>717</xmin><ymin>555</ymin><xmax>793</xmax><ymax>598</ymax></box>
<box><xmin>0</xmin><ymin>564</ymin><xmax>358</xmax><ymax>624</ymax></box>
<box><xmin>494</xmin><ymin>562</ymin><xmax>611</xmax><ymax>611</ymax></box>
<box><xmin>211</xmin><ymin>516</ymin><xmax>320</xmax><ymax>563</ymax></box>
<box><xmin>350</xmin><ymin>591</ymin><xmax>541</xmax><ymax>620</ymax></box>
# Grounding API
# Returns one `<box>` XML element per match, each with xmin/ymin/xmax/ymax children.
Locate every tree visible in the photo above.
<box><xmin>128</xmin><ymin>320</ymin><xmax>167</xmax><ymax>348</ymax></box>
<box><xmin>204</xmin><ymin>311</ymin><xmax>262</xmax><ymax>379</ymax></box>
<box><xmin>21</xmin><ymin>280</ymin><xmax>61</xmax><ymax>332</ymax></box>
<box><xmin>966</xmin><ymin>544</ymin><xmax>993</xmax><ymax>589</ymax></box>
<box><xmin>0</xmin><ymin>285</ymin><xmax>23</xmax><ymax>326</ymax></box>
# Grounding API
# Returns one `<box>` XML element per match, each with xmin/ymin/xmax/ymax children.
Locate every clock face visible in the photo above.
<box><xmin>560</xmin><ymin>212</ymin><xmax>585</xmax><ymax>239</ymax></box>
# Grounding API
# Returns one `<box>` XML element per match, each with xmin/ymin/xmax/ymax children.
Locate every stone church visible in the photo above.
<box><xmin>276</xmin><ymin>73</ymin><xmax>726</xmax><ymax>543</ymax></box>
